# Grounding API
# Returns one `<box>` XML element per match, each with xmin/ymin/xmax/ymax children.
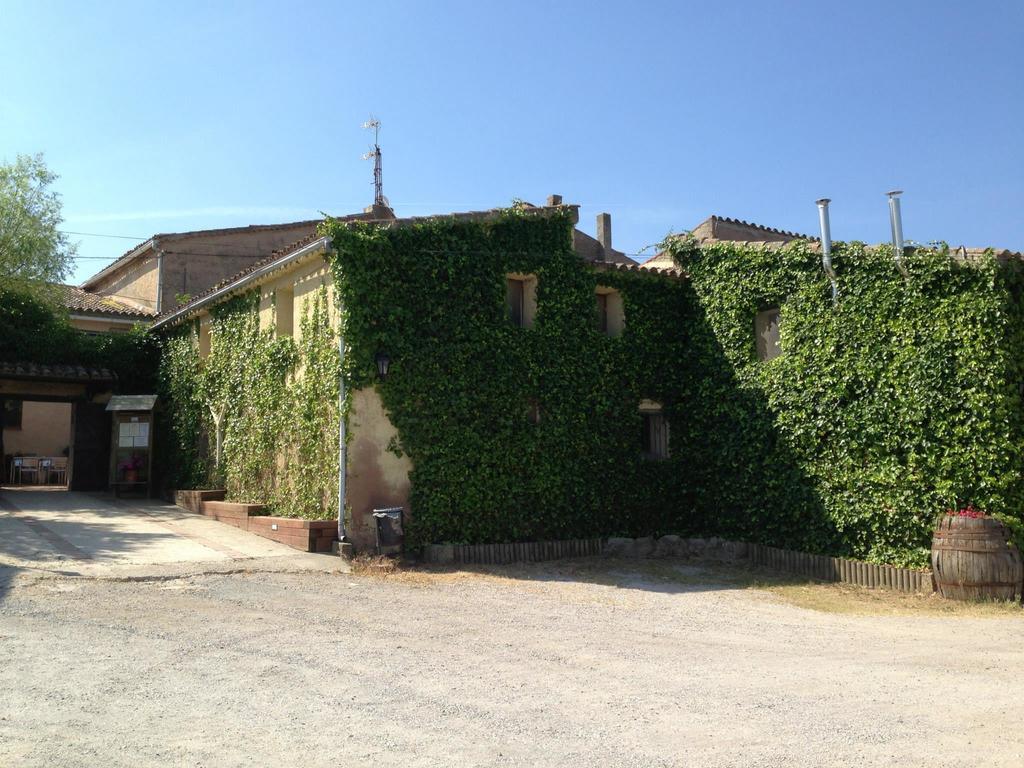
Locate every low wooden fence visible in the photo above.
<box><xmin>747</xmin><ymin>543</ymin><xmax>932</xmax><ymax>593</ymax></box>
<box><xmin>425</xmin><ymin>538</ymin><xmax>605</xmax><ymax>565</ymax></box>
<box><xmin>422</xmin><ymin>536</ymin><xmax>932</xmax><ymax>593</ymax></box>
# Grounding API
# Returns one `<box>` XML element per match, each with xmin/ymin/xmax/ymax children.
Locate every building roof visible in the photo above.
<box><xmin>0</xmin><ymin>361</ymin><xmax>117</xmax><ymax>382</ymax></box>
<box><xmin>691</xmin><ymin>215</ymin><xmax>818</xmax><ymax>244</ymax></box>
<box><xmin>61</xmin><ymin>284</ymin><xmax>155</xmax><ymax>319</ymax></box>
<box><xmin>638</xmin><ymin>214</ymin><xmax>820</xmax><ymax>271</ymax></box>
<box><xmin>78</xmin><ymin>218</ymin><xmax>343</xmax><ymax>291</ymax></box>
<box><xmin>597</xmin><ymin>261</ymin><xmax>683</xmax><ymax>278</ymax></box>
<box><xmin>154</xmin><ymin>202</ymin><xmax>663</xmax><ymax>329</ymax></box>
<box><xmin>151</xmin><ymin>209</ymin><xmax>383</xmax><ymax>328</ymax></box>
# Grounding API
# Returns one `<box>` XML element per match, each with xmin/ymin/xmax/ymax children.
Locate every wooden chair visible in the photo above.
<box><xmin>15</xmin><ymin>457</ymin><xmax>40</xmax><ymax>485</ymax></box>
<box><xmin>50</xmin><ymin>457</ymin><xmax>68</xmax><ymax>486</ymax></box>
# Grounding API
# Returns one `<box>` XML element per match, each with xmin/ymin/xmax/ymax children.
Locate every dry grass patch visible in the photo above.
<box><xmin>762</xmin><ymin>579</ymin><xmax>1023</xmax><ymax>617</ymax></box>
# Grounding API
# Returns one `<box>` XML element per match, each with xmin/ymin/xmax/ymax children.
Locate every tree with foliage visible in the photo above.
<box><xmin>0</xmin><ymin>153</ymin><xmax>76</xmax><ymax>290</ymax></box>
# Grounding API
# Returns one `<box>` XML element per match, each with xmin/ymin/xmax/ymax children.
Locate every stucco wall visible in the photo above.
<box><xmin>346</xmin><ymin>387</ymin><xmax>412</xmax><ymax>552</ymax></box>
<box><xmin>4</xmin><ymin>401</ymin><xmax>72</xmax><ymax>457</ymax></box>
<box><xmin>95</xmin><ymin>255</ymin><xmax>160</xmax><ymax>313</ymax></box>
<box><xmin>69</xmin><ymin>317</ymin><xmax>136</xmax><ymax>334</ymax></box>
<box><xmin>160</xmin><ymin>224</ymin><xmax>319</xmax><ymax>313</ymax></box>
<box><xmin>255</xmin><ymin>254</ymin><xmax>334</xmax><ymax>342</ymax></box>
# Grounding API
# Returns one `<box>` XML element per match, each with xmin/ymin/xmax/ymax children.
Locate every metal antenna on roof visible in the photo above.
<box><xmin>362</xmin><ymin>118</ymin><xmax>386</xmax><ymax>208</ymax></box>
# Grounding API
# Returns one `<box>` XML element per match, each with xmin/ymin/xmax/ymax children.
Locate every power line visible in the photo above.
<box><xmin>68</xmin><ymin>246</ymin><xmax>659</xmax><ymax>261</ymax></box>
<box><xmin>60</xmin><ymin>230</ymin><xmax>148</xmax><ymax>241</ymax></box>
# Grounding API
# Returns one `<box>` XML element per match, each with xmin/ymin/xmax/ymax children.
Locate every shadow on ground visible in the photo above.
<box><xmin>368</xmin><ymin>555</ymin><xmax>817</xmax><ymax>597</ymax></box>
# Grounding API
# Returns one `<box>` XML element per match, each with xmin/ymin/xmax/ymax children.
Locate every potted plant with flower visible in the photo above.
<box><xmin>118</xmin><ymin>454</ymin><xmax>144</xmax><ymax>483</ymax></box>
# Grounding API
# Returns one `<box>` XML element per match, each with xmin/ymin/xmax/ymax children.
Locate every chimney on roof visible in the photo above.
<box><xmin>546</xmin><ymin>194</ymin><xmax>563</xmax><ymax>206</ymax></box>
<box><xmin>597</xmin><ymin>213</ymin><xmax>612</xmax><ymax>252</ymax></box>
<box><xmin>887</xmin><ymin>190</ymin><xmax>908</xmax><ymax>278</ymax></box>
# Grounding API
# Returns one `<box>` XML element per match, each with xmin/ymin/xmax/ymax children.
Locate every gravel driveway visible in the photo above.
<box><xmin>1</xmin><ymin>559</ymin><xmax>1021</xmax><ymax>768</ymax></box>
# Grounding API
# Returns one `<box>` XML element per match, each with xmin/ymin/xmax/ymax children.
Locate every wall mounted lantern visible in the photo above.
<box><xmin>375</xmin><ymin>351</ymin><xmax>391</xmax><ymax>379</ymax></box>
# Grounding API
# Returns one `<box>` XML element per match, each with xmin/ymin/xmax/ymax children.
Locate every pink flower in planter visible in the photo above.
<box><xmin>945</xmin><ymin>504</ymin><xmax>986</xmax><ymax>519</ymax></box>
<box><xmin>117</xmin><ymin>455</ymin><xmax>144</xmax><ymax>473</ymax></box>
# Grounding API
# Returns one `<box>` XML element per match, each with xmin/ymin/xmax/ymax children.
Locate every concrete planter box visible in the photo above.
<box><xmin>174</xmin><ymin>491</ymin><xmax>335</xmax><ymax>553</ymax></box>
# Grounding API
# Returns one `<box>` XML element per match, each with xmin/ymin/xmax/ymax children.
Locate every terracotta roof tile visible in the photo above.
<box><xmin>697</xmin><ymin>215</ymin><xmax>819</xmax><ymax>243</ymax></box>
<box><xmin>0</xmin><ymin>361</ymin><xmax>117</xmax><ymax>382</ymax></box>
<box><xmin>595</xmin><ymin>261</ymin><xmax>684</xmax><ymax>279</ymax></box>
<box><xmin>156</xmin><ymin>206</ymin><xmax>580</xmax><ymax>325</ymax></box>
<box><xmin>61</xmin><ymin>285</ymin><xmax>155</xmax><ymax>318</ymax></box>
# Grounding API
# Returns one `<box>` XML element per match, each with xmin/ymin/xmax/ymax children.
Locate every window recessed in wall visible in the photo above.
<box><xmin>506</xmin><ymin>274</ymin><xmax>538</xmax><ymax>328</ymax></box>
<box><xmin>639</xmin><ymin>399</ymin><xmax>669</xmax><ymax>460</ymax></box>
<box><xmin>3</xmin><ymin>399</ymin><xmax>23</xmax><ymax>430</ymax></box>
<box><xmin>198</xmin><ymin>319</ymin><xmax>211</xmax><ymax>358</ymax></box>
<box><xmin>755</xmin><ymin>307</ymin><xmax>781</xmax><ymax>361</ymax></box>
<box><xmin>595</xmin><ymin>286</ymin><xmax>624</xmax><ymax>337</ymax></box>
<box><xmin>526</xmin><ymin>399</ymin><xmax>541</xmax><ymax>425</ymax></box>
<box><xmin>275</xmin><ymin>287</ymin><xmax>294</xmax><ymax>337</ymax></box>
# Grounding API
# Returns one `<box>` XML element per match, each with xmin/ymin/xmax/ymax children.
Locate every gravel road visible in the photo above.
<box><xmin>1</xmin><ymin>559</ymin><xmax>1021</xmax><ymax>768</ymax></box>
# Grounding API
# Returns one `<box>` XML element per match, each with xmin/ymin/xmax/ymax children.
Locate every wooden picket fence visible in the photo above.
<box><xmin>446</xmin><ymin>538</ymin><xmax>605</xmax><ymax>565</ymax></box>
<box><xmin>747</xmin><ymin>542</ymin><xmax>933</xmax><ymax>593</ymax></box>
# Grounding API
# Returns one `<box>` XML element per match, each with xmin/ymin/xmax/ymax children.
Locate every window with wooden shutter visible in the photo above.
<box><xmin>639</xmin><ymin>400</ymin><xmax>669</xmax><ymax>460</ymax></box>
<box><xmin>595</xmin><ymin>287</ymin><xmax>624</xmax><ymax>337</ymax></box>
<box><xmin>505</xmin><ymin>274</ymin><xmax>537</xmax><ymax>328</ymax></box>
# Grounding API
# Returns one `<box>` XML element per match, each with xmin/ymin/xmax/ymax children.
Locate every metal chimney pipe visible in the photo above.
<box><xmin>887</xmin><ymin>190</ymin><xmax>908</xmax><ymax>277</ymax></box>
<box><xmin>816</xmin><ymin>198</ymin><xmax>838</xmax><ymax>304</ymax></box>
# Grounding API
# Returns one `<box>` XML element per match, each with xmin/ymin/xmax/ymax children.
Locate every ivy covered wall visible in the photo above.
<box><xmin>324</xmin><ymin>207</ymin><xmax>818</xmax><ymax>550</ymax></box>
<box><xmin>158</xmin><ymin>288</ymin><xmax>340</xmax><ymax>518</ymax></box>
<box><xmin>158</xmin><ymin>206</ymin><xmax>1024</xmax><ymax>566</ymax></box>
<box><xmin>663</xmin><ymin>237</ymin><xmax>1024</xmax><ymax>566</ymax></box>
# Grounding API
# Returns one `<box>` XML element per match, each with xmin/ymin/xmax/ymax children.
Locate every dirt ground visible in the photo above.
<box><xmin>2</xmin><ymin>557</ymin><xmax>1022</xmax><ymax>768</ymax></box>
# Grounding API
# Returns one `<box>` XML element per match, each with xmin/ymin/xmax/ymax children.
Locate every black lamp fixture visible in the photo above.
<box><xmin>375</xmin><ymin>351</ymin><xmax>390</xmax><ymax>379</ymax></box>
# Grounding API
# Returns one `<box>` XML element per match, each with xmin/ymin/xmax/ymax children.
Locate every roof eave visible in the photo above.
<box><xmin>80</xmin><ymin>238</ymin><xmax>157</xmax><ymax>289</ymax></box>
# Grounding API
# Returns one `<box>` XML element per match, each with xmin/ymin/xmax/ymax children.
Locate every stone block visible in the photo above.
<box><xmin>631</xmin><ymin>536</ymin><xmax>655</xmax><ymax>558</ymax></box>
<box><xmin>605</xmin><ymin>537</ymin><xmax>634</xmax><ymax>556</ymax></box>
<box><xmin>654</xmin><ymin>535</ymin><xmax>684</xmax><ymax>558</ymax></box>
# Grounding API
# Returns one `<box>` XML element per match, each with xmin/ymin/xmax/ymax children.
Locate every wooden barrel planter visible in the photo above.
<box><xmin>931</xmin><ymin>514</ymin><xmax>1023</xmax><ymax>601</ymax></box>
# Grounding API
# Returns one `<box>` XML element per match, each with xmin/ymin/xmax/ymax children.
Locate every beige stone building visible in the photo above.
<box><xmin>152</xmin><ymin>198</ymin><xmax>649</xmax><ymax>551</ymax></box>
<box><xmin>79</xmin><ymin>219</ymin><xmax>336</xmax><ymax>315</ymax></box>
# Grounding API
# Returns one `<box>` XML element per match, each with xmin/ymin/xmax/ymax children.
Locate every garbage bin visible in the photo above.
<box><xmin>372</xmin><ymin>507</ymin><xmax>404</xmax><ymax>554</ymax></box>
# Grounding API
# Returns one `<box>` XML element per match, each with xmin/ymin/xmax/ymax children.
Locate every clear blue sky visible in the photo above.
<box><xmin>3</xmin><ymin>0</ymin><xmax>1022</xmax><ymax>284</ymax></box>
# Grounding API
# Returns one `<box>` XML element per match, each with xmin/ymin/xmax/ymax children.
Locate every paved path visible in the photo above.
<box><xmin>0</xmin><ymin>487</ymin><xmax>326</xmax><ymax>574</ymax></box>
